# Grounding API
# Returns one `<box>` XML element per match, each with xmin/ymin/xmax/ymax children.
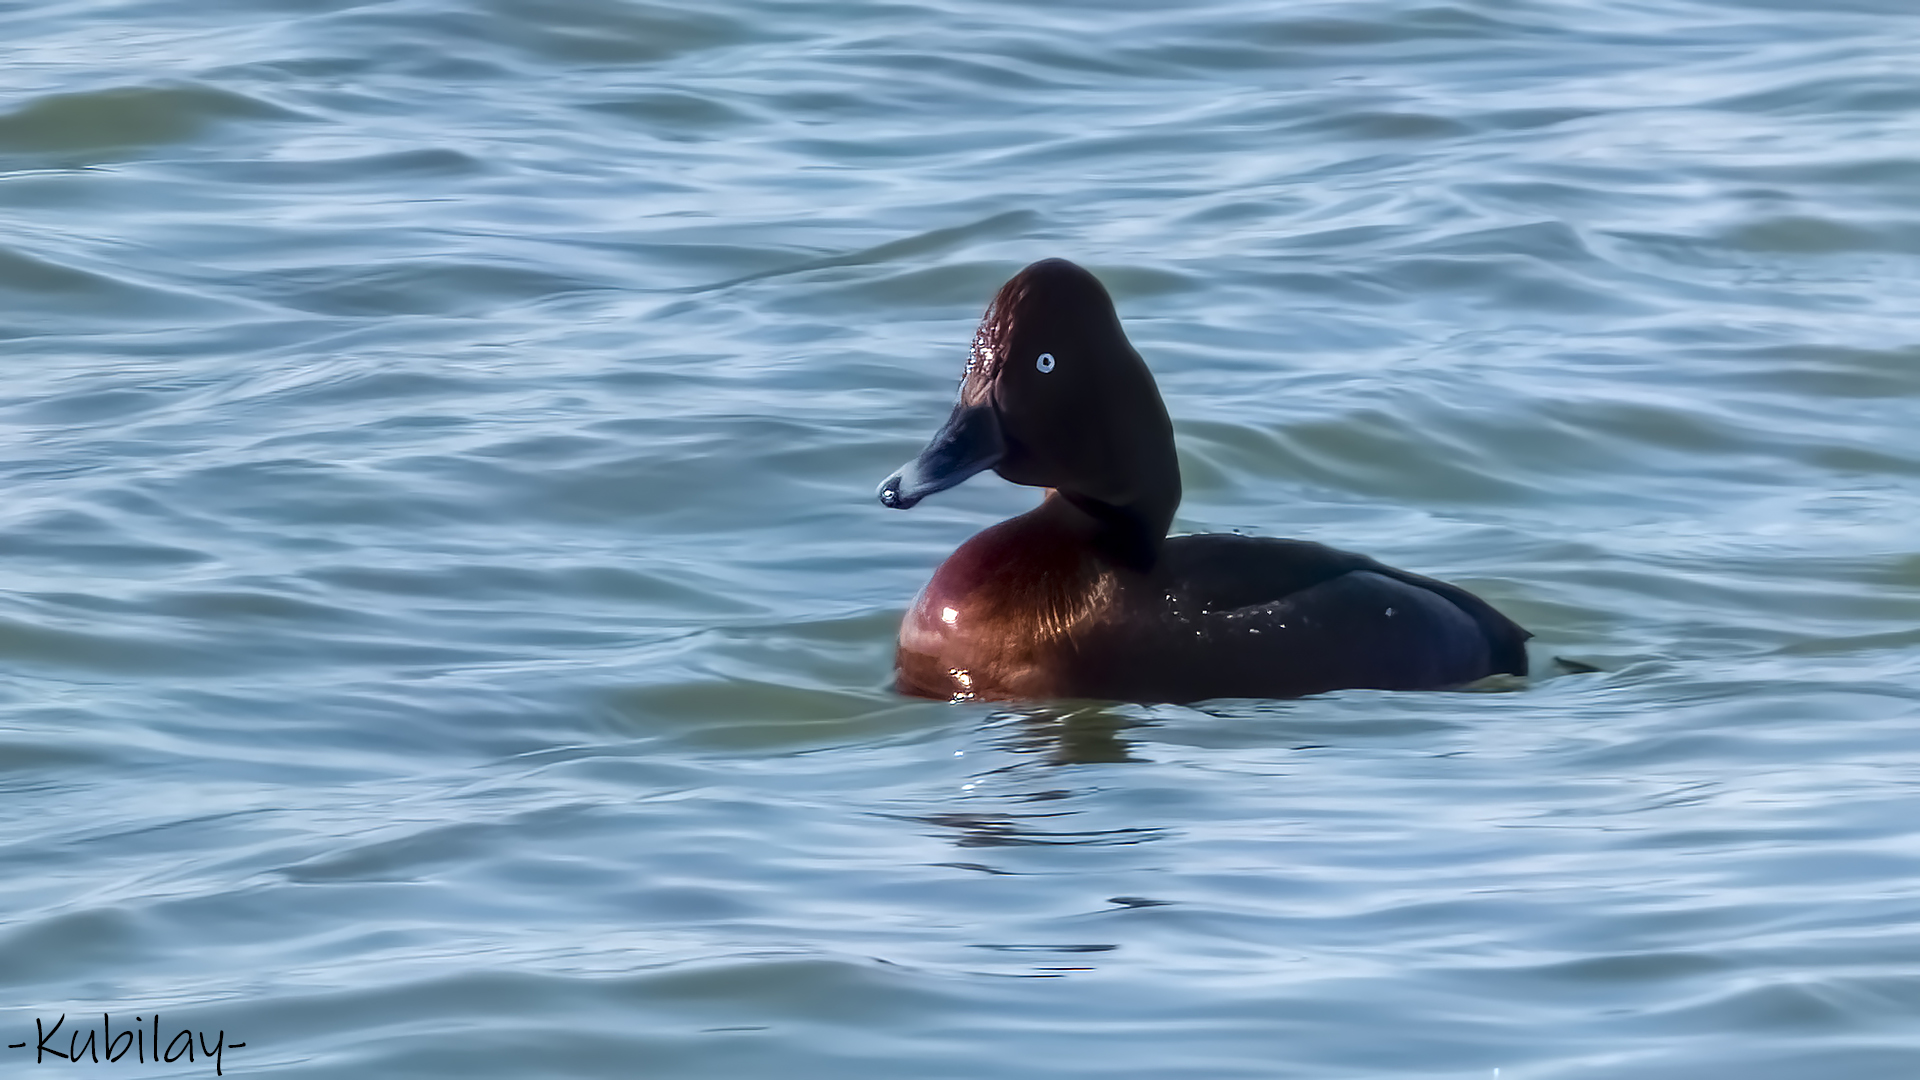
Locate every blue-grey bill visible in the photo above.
<box><xmin>877</xmin><ymin>402</ymin><xmax>1005</xmax><ymax>509</ymax></box>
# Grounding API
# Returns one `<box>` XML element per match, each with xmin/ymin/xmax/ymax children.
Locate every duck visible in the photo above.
<box><xmin>877</xmin><ymin>258</ymin><xmax>1530</xmax><ymax>703</ymax></box>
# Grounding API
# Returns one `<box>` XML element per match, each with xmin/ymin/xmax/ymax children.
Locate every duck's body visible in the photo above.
<box><xmin>879</xmin><ymin>258</ymin><xmax>1529</xmax><ymax>704</ymax></box>
<box><xmin>896</xmin><ymin>493</ymin><xmax>1527</xmax><ymax>702</ymax></box>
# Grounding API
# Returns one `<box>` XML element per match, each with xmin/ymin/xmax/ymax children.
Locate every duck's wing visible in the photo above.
<box><xmin>1159</xmin><ymin>534</ymin><xmax>1530</xmax><ymax>677</ymax></box>
<box><xmin>1361</xmin><ymin>561</ymin><xmax>1530</xmax><ymax>677</ymax></box>
<box><xmin>1160</xmin><ymin>534</ymin><xmax>1372</xmax><ymax>605</ymax></box>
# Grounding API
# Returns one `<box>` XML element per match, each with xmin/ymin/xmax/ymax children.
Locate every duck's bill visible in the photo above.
<box><xmin>877</xmin><ymin>402</ymin><xmax>1005</xmax><ymax>509</ymax></box>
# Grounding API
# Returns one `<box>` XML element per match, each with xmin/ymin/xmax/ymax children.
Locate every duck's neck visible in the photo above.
<box><xmin>1052</xmin><ymin>410</ymin><xmax>1181</xmax><ymax>572</ymax></box>
<box><xmin>1052</xmin><ymin>489</ymin><xmax>1169</xmax><ymax>574</ymax></box>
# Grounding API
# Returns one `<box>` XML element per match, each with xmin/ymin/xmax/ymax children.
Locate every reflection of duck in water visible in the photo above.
<box><xmin>879</xmin><ymin>259</ymin><xmax>1529</xmax><ymax>703</ymax></box>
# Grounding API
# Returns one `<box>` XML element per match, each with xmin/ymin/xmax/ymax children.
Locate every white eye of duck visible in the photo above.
<box><xmin>1036</xmin><ymin>352</ymin><xmax>1056</xmax><ymax>373</ymax></box>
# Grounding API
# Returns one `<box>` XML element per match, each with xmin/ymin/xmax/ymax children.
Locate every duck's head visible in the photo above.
<box><xmin>877</xmin><ymin>258</ymin><xmax>1181</xmax><ymax>568</ymax></box>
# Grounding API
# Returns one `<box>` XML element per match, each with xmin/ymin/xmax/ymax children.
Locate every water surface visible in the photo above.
<box><xmin>4</xmin><ymin>0</ymin><xmax>1920</xmax><ymax>1076</ymax></box>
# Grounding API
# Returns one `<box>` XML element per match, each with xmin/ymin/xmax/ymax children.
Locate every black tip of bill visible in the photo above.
<box><xmin>877</xmin><ymin>473</ymin><xmax>920</xmax><ymax>509</ymax></box>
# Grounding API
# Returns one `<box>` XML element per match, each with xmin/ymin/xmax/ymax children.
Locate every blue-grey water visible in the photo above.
<box><xmin>5</xmin><ymin>0</ymin><xmax>1920</xmax><ymax>1076</ymax></box>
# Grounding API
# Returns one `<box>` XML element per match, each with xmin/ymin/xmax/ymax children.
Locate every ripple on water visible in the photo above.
<box><xmin>0</xmin><ymin>82</ymin><xmax>304</xmax><ymax>162</ymax></box>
